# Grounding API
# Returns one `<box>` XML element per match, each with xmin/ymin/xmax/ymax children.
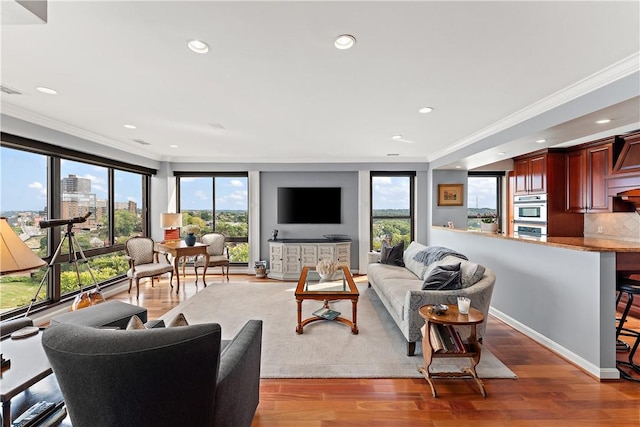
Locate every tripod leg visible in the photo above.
<box><xmin>24</xmin><ymin>233</ymin><xmax>68</xmax><ymax>317</ymax></box>
<box><xmin>70</xmin><ymin>233</ymin><xmax>100</xmax><ymax>289</ymax></box>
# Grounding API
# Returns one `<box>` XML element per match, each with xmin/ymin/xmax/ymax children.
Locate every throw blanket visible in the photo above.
<box><xmin>412</xmin><ymin>246</ymin><xmax>467</xmax><ymax>266</ymax></box>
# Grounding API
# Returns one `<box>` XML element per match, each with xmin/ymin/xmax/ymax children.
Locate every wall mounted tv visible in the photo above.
<box><xmin>277</xmin><ymin>187</ymin><xmax>341</xmax><ymax>224</ymax></box>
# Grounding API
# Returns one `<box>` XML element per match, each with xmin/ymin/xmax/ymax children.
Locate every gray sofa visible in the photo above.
<box><xmin>368</xmin><ymin>241</ymin><xmax>495</xmax><ymax>356</ymax></box>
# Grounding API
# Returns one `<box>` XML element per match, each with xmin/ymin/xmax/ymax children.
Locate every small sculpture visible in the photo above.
<box><xmin>272</xmin><ymin>229</ymin><xmax>278</xmax><ymax>240</ymax></box>
<box><xmin>316</xmin><ymin>258</ymin><xmax>337</xmax><ymax>279</ymax></box>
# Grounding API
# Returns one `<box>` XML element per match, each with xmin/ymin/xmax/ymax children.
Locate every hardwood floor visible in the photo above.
<box><xmin>109</xmin><ymin>273</ymin><xmax>640</xmax><ymax>426</ymax></box>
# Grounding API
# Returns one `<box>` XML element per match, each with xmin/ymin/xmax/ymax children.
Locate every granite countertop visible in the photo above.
<box><xmin>432</xmin><ymin>226</ymin><xmax>640</xmax><ymax>252</ymax></box>
<box><xmin>267</xmin><ymin>238</ymin><xmax>352</xmax><ymax>243</ymax></box>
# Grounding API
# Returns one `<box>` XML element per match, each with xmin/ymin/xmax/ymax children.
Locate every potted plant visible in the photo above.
<box><xmin>182</xmin><ymin>224</ymin><xmax>201</xmax><ymax>246</ymax></box>
<box><xmin>479</xmin><ymin>215</ymin><xmax>498</xmax><ymax>233</ymax></box>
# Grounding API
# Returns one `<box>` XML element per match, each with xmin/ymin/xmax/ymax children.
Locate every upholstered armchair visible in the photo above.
<box><xmin>194</xmin><ymin>233</ymin><xmax>230</xmax><ymax>282</ymax></box>
<box><xmin>125</xmin><ymin>236</ymin><xmax>174</xmax><ymax>299</ymax></box>
<box><xmin>42</xmin><ymin>319</ymin><xmax>263</xmax><ymax>427</ymax></box>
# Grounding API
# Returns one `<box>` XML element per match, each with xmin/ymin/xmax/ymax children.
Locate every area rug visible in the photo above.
<box><xmin>160</xmin><ymin>281</ymin><xmax>516</xmax><ymax>379</ymax></box>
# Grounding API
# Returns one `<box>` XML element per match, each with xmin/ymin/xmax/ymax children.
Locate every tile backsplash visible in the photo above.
<box><xmin>584</xmin><ymin>212</ymin><xmax>640</xmax><ymax>242</ymax></box>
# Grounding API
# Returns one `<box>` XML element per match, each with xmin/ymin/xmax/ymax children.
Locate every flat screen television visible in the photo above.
<box><xmin>277</xmin><ymin>187</ymin><xmax>341</xmax><ymax>224</ymax></box>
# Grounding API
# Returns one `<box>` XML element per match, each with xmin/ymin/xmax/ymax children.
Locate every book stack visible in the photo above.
<box><xmin>422</xmin><ymin>323</ymin><xmax>467</xmax><ymax>353</ymax></box>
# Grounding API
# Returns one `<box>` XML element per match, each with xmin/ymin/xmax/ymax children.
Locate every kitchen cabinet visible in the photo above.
<box><xmin>512</xmin><ymin>149</ymin><xmax>584</xmax><ymax>237</ymax></box>
<box><xmin>268</xmin><ymin>240</ymin><xmax>351</xmax><ymax>280</ymax></box>
<box><xmin>513</xmin><ymin>154</ymin><xmax>547</xmax><ymax>195</ymax></box>
<box><xmin>566</xmin><ymin>139</ymin><xmax>613</xmax><ymax>213</ymax></box>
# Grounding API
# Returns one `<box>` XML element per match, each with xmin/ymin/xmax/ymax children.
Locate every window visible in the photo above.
<box><xmin>177</xmin><ymin>173</ymin><xmax>249</xmax><ymax>264</ymax></box>
<box><xmin>467</xmin><ymin>172</ymin><xmax>503</xmax><ymax>230</ymax></box>
<box><xmin>0</xmin><ymin>135</ymin><xmax>154</xmax><ymax>317</ymax></box>
<box><xmin>370</xmin><ymin>172</ymin><xmax>415</xmax><ymax>251</ymax></box>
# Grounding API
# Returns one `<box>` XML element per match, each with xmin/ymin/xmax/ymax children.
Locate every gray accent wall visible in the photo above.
<box><xmin>431</xmin><ymin>169</ymin><xmax>469</xmax><ymax>230</ymax></box>
<box><xmin>260</xmin><ymin>171</ymin><xmax>359</xmax><ymax>268</ymax></box>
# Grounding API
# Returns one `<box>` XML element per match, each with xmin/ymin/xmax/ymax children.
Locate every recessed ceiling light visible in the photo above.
<box><xmin>124</xmin><ymin>124</ymin><xmax>136</xmax><ymax>129</ymax></box>
<box><xmin>169</xmin><ymin>145</ymin><xmax>179</xmax><ymax>148</ymax></box>
<box><xmin>391</xmin><ymin>135</ymin><xmax>403</xmax><ymax>140</ymax></box>
<box><xmin>36</xmin><ymin>86</ymin><xmax>57</xmax><ymax>95</ymax></box>
<box><xmin>497</xmin><ymin>152</ymin><xmax>506</xmax><ymax>156</ymax></box>
<box><xmin>595</xmin><ymin>119</ymin><xmax>611</xmax><ymax>124</ymax></box>
<box><xmin>418</xmin><ymin>107</ymin><xmax>434</xmax><ymax>114</ymax></box>
<box><xmin>536</xmin><ymin>139</ymin><xmax>546</xmax><ymax>143</ymax></box>
<box><xmin>334</xmin><ymin>34</ymin><xmax>356</xmax><ymax>50</ymax></box>
<box><xmin>187</xmin><ymin>39</ymin><xmax>210</xmax><ymax>54</ymax></box>
<box><xmin>455</xmin><ymin>166</ymin><xmax>462</xmax><ymax>169</ymax></box>
<box><xmin>386</xmin><ymin>153</ymin><xmax>399</xmax><ymax>156</ymax></box>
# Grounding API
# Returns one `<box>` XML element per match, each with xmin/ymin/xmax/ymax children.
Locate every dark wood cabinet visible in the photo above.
<box><xmin>514</xmin><ymin>154</ymin><xmax>547</xmax><ymax>195</ymax></box>
<box><xmin>566</xmin><ymin>140</ymin><xmax>613</xmax><ymax>213</ymax></box>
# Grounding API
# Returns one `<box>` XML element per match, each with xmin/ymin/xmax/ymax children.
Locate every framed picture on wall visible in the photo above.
<box><xmin>437</xmin><ymin>184</ymin><xmax>464</xmax><ymax>206</ymax></box>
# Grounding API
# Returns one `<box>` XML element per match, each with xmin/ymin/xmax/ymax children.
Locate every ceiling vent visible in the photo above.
<box><xmin>0</xmin><ymin>85</ymin><xmax>23</xmax><ymax>95</ymax></box>
<box><xmin>131</xmin><ymin>139</ymin><xmax>151</xmax><ymax>146</ymax></box>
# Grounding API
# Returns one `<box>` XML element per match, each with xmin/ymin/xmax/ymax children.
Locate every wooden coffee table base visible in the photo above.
<box><xmin>296</xmin><ymin>299</ymin><xmax>359</xmax><ymax>335</ymax></box>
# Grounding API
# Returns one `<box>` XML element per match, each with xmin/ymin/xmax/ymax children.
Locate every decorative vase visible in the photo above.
<box><xmin>316</xmin><ymin>258</ymin><xmax>336</xmax><ymax>279</ymax></box>
<box><xmin>480</xmin><ymin>223</ymin><xmax>498</xmax><ymax>233</ymax></box>
<box><xmin>185</xmin><ymin>233</ymin><xmax>197</xmax><ymax>246</ymax></box>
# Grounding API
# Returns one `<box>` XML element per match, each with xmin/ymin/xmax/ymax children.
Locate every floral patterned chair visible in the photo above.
<box><xmin>125</xmin><ymin>236</ymin><xmax>174</xmax><ymax>298</ymax></box>
<box><xmin>194</xmin><ymin>233</ymin><xmax>230</xmax><ymax>282</ymax></box>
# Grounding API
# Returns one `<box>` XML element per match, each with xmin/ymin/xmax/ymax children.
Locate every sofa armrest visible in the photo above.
<box><xmin>213</xmin><ymin>319</ymin><xmax>263</xmax><ymax>427</ymax></box>
<box><xmin>404</xmin><ymin>269</ymin><xmax>496</xmax><ymax>341</ymax></box>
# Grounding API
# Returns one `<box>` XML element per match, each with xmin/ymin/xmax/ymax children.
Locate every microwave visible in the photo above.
<box><xmin>514</xmin><ymin>194</ymin><xmax>547</xmax><ymax>223</ymax></box>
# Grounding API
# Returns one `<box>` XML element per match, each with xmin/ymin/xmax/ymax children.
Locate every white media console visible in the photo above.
<box><xmin>268</xmin><ymin>239</ymin><xmax>351</xmax><ymax>281</ymax></box>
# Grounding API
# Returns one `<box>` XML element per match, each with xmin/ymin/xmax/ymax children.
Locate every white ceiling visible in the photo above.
<box><xmin>1</xmin><ymin>1</ymin><xmax>639</xmax><ymax>168</ymax></box>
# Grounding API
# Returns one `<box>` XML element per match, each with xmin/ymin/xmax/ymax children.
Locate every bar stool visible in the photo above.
<box><xmin>615</xmin><ymin>277</ymin><xmax>640</xmax><ymax>382</ymax></box>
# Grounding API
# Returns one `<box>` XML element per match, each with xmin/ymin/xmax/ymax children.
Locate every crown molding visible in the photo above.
<box><xmin>1</xmin><ymin>103</ymin><xmax>164</xmax><ymax>161</ymax></box>
<box><xmin>427</xmin><ymin>52</ymin><xmax>640</xmax><ymax>162</ymax></box>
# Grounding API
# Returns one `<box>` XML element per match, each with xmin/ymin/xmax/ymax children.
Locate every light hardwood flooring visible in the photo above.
<box><xmin>109</xmin><ymin>273</ymin><xmax>640</xmax><ymax>427</ymax></box>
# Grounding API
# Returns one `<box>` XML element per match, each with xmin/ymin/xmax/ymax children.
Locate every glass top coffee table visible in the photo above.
<box><xmin>295</xmin><ymin>266</ymin><xmax>359</xmax><ymax>334</ymax></box>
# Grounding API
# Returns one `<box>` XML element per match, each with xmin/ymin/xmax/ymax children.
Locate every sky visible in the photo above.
<box><xmin>2</xmin><ymin>146</ymin><xmax>496</xmax><ymax>213</ymax></box>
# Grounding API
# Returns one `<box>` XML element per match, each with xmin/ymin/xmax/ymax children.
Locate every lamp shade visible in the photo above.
<box><xmin>161</xmin><ymin>213</ymin><xmax>182</xmax><ymax>228</ymax></box>
<box><xmin>0</xmin><ymin>217</ymin><xmax>46</xmax><ymax>275</ymax></box>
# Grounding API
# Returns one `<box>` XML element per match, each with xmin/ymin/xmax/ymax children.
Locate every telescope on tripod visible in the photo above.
<box><xmin>25</xmin><ymin>212</ymin><xmax>104</xmax><ymax>317</ymax></box>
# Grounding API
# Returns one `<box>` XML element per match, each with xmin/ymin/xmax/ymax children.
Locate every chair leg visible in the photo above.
<box><xmin>128</xmin><ymin>278</ymin><xmax>133</xmax><ymax>294</ymax></box>
<box><xmin>136</xmin><ymin>278</ymin><xmax>140</xmax><ymax>299</ymax></box>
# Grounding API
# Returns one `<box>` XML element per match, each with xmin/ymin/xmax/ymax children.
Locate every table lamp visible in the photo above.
<box><xmin>161</xmin><ymin>213</ymin><xmax>182</xmax><ymax>242</ymax></box>
<box><xmin>0</xmin><ymin>217</ymin><xmax>47</xmax><ymax>339</ymax></box>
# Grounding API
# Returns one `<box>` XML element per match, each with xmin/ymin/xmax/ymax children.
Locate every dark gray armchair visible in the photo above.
<box><xmin>42</xmin><ymin>320</ymin><xmax>263</xmax><ymax>427</ymax></box>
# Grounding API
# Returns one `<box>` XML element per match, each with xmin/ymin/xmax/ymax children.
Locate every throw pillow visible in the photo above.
<box><xmin>126</xmin><ymin>315</ymin><xmax>147</xmax><ymax>330</ymax></box>
<box><xmin>403</xmin><ymin>241</ymin><xmax>429</xmax><ymax>278</ymax></box>
<box><xmin>441</xmin><ymin>255</ymin><xmax>486</xmax><ymax>288</ymax></box>
<box><xmin>167</xmin><ymin>312</ymin><xmax>189</xmax><ymax>327</ymax></box>
<box><xmin>422</xmin><ymin>262</ymin><xmax>462</xmax><ymax>290</ymax></box>
<box><xmin>380</xmin><ymin>240</ymin><xmax>405</xmax><ymax>267</ymax></box>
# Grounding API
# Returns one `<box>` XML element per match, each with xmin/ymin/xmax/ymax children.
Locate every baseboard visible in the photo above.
<box><xmin>489</xmin><ymin>307</ymin><xmax>620</xmax><ymax>380</ymax></box>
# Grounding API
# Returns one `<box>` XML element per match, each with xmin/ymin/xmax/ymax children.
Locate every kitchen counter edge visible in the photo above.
<box><xmin>431</xmin><ymin>226</ymin><xmax>640</xmax><ymax>252</ymax></box>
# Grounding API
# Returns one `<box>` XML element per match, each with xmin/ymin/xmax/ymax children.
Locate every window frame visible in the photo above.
<box><xmin>0</xmin><ymin>133</ymin><xmax>154</xmax><ymax>318</ymax></box>
<box><xmin>466</xmin><ymin>171</ymin><xmax>504</xmax><ymax>230</ymax></box>
<box><xmin>370</xmin><ymin>171</ymin><xmax>415</xmax><ymax>251</ymax></box>
<box><xmin>175</xmin><ymin>171</ymin><xmax>249</xmax><ymax>266</ymax></box>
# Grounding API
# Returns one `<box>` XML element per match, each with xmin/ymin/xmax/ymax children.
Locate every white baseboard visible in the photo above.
<box><xmin>489</xmin><ymin>306</ymin><xmax>619</xmax><ymax>380</ymax></box>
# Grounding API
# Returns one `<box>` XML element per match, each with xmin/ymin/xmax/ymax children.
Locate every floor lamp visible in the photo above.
<box><xmin>161</xmin><ymin>213</ymin><xmax>182</xmax><ymax>242</ymax></box>
<box><xmin>0</xmin><ymin>217</ymin><xmax>47</xmax><ymax>338</ymax></box>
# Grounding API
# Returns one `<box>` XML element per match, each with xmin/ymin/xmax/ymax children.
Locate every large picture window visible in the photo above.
<box><xmin>177</xmin><ymin>173</ymin><xmax>249</xmax><ymax>264</ymax></box>
<box><xmin>0</xmin><ymin>135</ymin><xmax>154</xmax><ymax>317</ymax></box>
<box><xmin>370</xmin><ymin>172</ymin><xmax>415</xmax><ymax>251</ymax></box>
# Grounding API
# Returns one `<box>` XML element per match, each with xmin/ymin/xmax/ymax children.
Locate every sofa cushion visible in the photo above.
<box><xmin>425</xmin><ymin>255</ymin><xmax>486</xmax><ymax>288</ymax></box>
<box><xmin>403</xmin><ymin>241</ymin><xmax>429</xmax><ymax>279</ymax></box>
<box><xmin>422</xmin><ymin>262</ymin><xmax>462</xmax><ymax>290</ymax></box>
<box><xmin>381</xmin><ymin>240</ymin><xmax>405</xmax><ymax>266</ymax></box>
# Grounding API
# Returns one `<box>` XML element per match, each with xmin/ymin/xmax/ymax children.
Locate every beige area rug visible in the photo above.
<box><xmin>160</xmin><ymin>281</ymin><xmax>517</xmax><ymax>379</ymax></box>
